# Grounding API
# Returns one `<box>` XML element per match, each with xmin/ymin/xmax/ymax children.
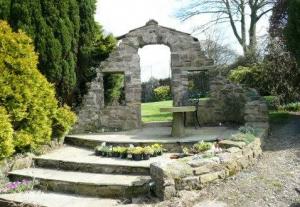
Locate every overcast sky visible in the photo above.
<box><xmin>95</xmin><ymin>0</ymin><xmax>270</xmax><ymax>82</ymax></box>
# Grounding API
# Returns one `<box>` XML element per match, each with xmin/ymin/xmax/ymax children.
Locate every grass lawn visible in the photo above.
<box><xmin>269</xmin><ymin>111</ymin><xmax>291</xmax><ymax>123</ymax></box>
<box><xmin>141</xmin><ymin>98</ymin><xmax>209</xmax><ymax>123</ymax></box>
<box><xmin>141</xmin><ymin>100</ymin><xmax>173</xmax><ymax>122</ymax></box>
<box><xmin>142</xmin><ymin>101</ymin><xmax>172</xmax><ymax>122</ymax></box>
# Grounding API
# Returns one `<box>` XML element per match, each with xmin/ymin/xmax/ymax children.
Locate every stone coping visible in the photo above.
<box><xmin>150</xmin><ymin>126</ymin><xmax>269</xmax><ymax>200</ymax></box>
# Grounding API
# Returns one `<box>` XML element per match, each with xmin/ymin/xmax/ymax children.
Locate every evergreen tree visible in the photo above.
<box><xmin>75</xmin><ymin>0</ymin><xmax>116</xmax><ymax>103</ymax></box>
<box><xmin>0</xmin><ymin>0</ymin><xmax>115</xmax><ymax>104</ymax></box>
<box><xmin>285</xmin><ymin>0</ymin><xmax>300</xmax><ymax>68</ymax></box>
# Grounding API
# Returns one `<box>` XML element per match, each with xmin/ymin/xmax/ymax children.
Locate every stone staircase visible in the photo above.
<box><xmin>0</xmin><ymin>135</ymin><xmax>166</xmax><ymax>207</ymax></box>
<box><xmin>0</xmin><ymin>127</ymin><xmax>236</xmax><ymax>206</ymax></box>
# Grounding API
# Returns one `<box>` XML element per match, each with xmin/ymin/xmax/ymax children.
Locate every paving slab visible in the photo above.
<box><xmin>8</xmin><ymin>168</ymin><xmax>151</xmax><ymax>198</ymax></box>
<box><xmin>0</xmin><ymin>191</ymin><xmax>121</xmax><ymax>207</ymax></box>
<box><xmin>36</xmin><ymin>146</ymin><xmax>170</xmax><ymax>168</ymax></box>
<box><xmin>66</xmin><ymin>126</ymin><xmax>238</xmax><ymax>144</ymax></box>
<box><xmin>34</xmin><ymin>146</ymin><xmax>172</xmax><ymax>175</ymax></box>
<box><xmin>9</xmin><ymin>168</ymin><xmax>150</xmax><ymax>186</ymax></box>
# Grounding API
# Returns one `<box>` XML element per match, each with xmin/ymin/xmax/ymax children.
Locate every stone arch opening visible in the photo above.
<box><xmin>138</xmin><ymin>44</ymin><xmax>172</xmax><ymax>123</ymax></box>
<box><xmin>74</xmin><ymin>20</ymin><xmax>213</xmax><ymax>132</ymax></box>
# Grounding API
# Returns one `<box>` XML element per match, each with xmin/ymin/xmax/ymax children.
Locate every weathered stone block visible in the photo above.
<box><xmin>199</xmin><ymin>170</ymin><xmax>225</xmax><ymax>184</ymax></box>
<box><xmin>219</xmin><ymin>140</ymin><xmax>246</xmax><ymax>149</ymax></box>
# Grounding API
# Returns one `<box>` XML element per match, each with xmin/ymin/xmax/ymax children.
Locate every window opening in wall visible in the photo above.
<box><xmin>103</xmin><ymin>72</ymin><xmax>125</xmax><ymax>106</ymax></box>
<box><xmin>187</xmin><ymin>70</ymin><xmax>210</xmax><ymax>100</ymax></box>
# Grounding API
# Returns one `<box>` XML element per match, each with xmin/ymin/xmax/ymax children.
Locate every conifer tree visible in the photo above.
<box><xmin>285</xmin><ymin>0</ymin><xmax>300</xmax><ymax>67</ymax></box>
<box><xmin>0</xmin><ymin>0</ymin><xmax>115</xmax><ymax>104</ymax></box>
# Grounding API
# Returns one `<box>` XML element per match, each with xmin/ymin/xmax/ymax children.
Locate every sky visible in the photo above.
<box><xmin>95</xmin><ymin>0</ymin><xmax>270</xmax><ymax>82</ymax></box>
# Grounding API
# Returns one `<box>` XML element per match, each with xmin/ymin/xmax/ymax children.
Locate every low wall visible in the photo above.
<box><xmin>150</xmin><ymin>127</ymin><xmax>268</xmax><ymax>200</ymax></box>
<box><xmin>185</xmin><ymin>76</ymin><xmax>268</xmax><ymax>127</ymax></box>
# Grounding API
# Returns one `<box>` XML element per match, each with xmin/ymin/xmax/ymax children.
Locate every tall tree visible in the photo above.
<box><xmin>177</xmin><ymin>0</ymin><xmax>274</xmax><ymax>58</ymax></box>
<box><xmin>75</xmin><ymin>0</ymin><xmax>116</xmax><ymax>103</ymax></box>
<box><xmin>285</xmin><ymin>0</ymin><xmax>300</xmax><ymax>67</ymax></box>
<box><xmin>0</xmin><ymin>0</ymin><xmax>115</xmax><ymax>104</ymax></box>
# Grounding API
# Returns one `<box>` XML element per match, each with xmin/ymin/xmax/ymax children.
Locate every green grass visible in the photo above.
<box><xmin>141</xmin><ymin>100</ymin><xmax>173</xmax><ymax>122</ymax></box>
<box><xmin>269</xmin><ymin>111</ymin><xmax>291</xmax><ymax>123</ymax></box>
<box><xmin>141</xmin><ymin>98</ymin><xmax>209</xmax><ymax>122</ymax></box>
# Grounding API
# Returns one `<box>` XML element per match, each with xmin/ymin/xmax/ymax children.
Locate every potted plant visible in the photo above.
<box><xmin>151</xmin><ymin>144</ymin><xmax>163</xmax><ymax>156</ymax></box>
<box><xmin>112</xmin><ymin>147</ymin><xmax>121</xmax><ymax>157</ymax></box>
<box><xmin>142</xmin><ymin>146</ymin><xmax>154</xmax><ymax>160</ymax></box>
<box><xmin>101</xmin><ymin>146</ymin><xmax>112</xmax><ymax>157</ymax></box>
<box><xmin>118</xmin><ymin>147</ymin><xmax>128</xmax><ymax>159</ymax></box>
<box><xmin>128</xmin><ymin>147</ymin><xmax>143</xmax><ymax>161</ymax></box>
<box><xmin>95</xmin><ymin>146</ymin><xmax>103</xmax><ymax>156</ymax></box>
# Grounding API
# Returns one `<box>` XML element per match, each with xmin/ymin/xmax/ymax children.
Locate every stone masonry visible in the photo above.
<box><xmin>73</xmin><ymin>20</ymin><xmax>268</xmax><ymax>133</ymax></box>
<box><xmin>73</xmin><ymin>20</ymin><xmax>212</xmax><ymax>133</ymax></box>
<box><xmin>150</xmin><ymin>127</ymin><xmax>268</xmax><ymax>200</ymax></box>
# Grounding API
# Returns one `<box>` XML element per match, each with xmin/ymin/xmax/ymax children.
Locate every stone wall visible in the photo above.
<box><xmin>150</xmin><ymin>127</ymin><xmax>269</xmax><ymax>200</ymax></box>
<box><xmin>72</xmin><ymin>20</ymin><xmax>211</xmax><ymax>133</ymax></box>
<box><xmin>73</xmin><ymin>20</ymin><xmax>268</xmax><ymax>133</ymax></box>
<box><xmin>185</xmin><ymin>75</ymin><xmax>269</xmax><ymax>127</ymax></box>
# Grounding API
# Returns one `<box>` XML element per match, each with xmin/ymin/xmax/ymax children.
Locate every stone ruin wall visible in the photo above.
<box><xmin>72</xmin><ymin>20</ymin><xmax>268</xmax><ymax>134</ymax></box>
<box><xmin>72</xmin><ymin>20</ymin><xmax>211</xmax><ymax>133</ymax></box>
<box><xmin>185</xmin><ymin>73</ymin><xmax>269</xmax><ymax>128</ymax></box>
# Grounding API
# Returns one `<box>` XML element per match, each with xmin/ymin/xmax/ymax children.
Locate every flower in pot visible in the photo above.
<box><xmin>112</xmin><ymin>147</ymin><xmax>121</xmax><ymax>157</ymax></box>
<box><xmin>101</xmin><ymin>146</ymin><xmax>112</xmax><ymax>157</ymax></box>
<box><xmin>151</xmin><ymin>144</ymin><xmax>163</xmax><ymax>156</ymax></box>
<box><xmin>95</xmin><ymin>146</ymin><xmax>103</xmax><ymax>156</ymax></box>
<box><xmin>112</xmin><ymin>146</ymin><xmax>128</xmax><ymax>158</ymax></box>
<box><xmin>118</xmin><ymin>147</ymin><xmax>128</xmax><ymax>159</ymax></box>
<box><xmin>128</xmin><ymin>147</ymin><xmax>143</xmax><ymax>161</ymax></box>
<box><xmin>142</xmin><ymin>146</ymin><xmax>154</xmax><ymax>160</ymax></box>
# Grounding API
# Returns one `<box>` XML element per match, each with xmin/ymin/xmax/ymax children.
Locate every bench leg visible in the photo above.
<box><xmin>172</xmin><ymin>112</ymin><xmax>185</xmax><ymax>137</ymax></box>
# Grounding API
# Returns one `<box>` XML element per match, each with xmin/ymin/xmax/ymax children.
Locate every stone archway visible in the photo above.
<box><xmin>74</xmin><ymin>20</ymin><xmax>212</xmax><ymax>132</ymax></box>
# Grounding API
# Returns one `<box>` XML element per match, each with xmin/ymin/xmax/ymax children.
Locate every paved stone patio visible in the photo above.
<box><xmin>68</xmin><ymin>126</ymin><xmax>239</xmax><ymax>143</ymax></box>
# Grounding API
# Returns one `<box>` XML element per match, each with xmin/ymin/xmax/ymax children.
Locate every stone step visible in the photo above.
<box><xmin>0</xmin><ymin>190</ymin><xmax>121</xmax><ymax>207</ymax></box>
<box><xmin>33</xmin><ymin>146</ymin><xmax>171</xmax><ymax>175</ymax></box>
<box><xmin>65</xmin><ymin>127</ymin><xmax>238</xmax><ymax>152</ymax></box>
<box><xmin>8</xmin><ymin>168</ymin><xmax>151</xmax><ymax>198</ymax></box>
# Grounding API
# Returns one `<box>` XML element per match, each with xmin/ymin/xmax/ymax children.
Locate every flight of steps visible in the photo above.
<box><xmin>0</xmin><ymin>135</ymin><xmax>165</xmax><ymax>207</ymax></box>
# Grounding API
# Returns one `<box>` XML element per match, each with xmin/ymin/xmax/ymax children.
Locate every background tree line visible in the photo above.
<box><xmin>178</xmin><ymin>0</ymin><xmax>300</xmax><ymax>104</ymax></box>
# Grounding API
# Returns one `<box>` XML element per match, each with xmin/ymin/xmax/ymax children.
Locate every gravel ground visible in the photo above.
<box><xmin>130</xmin><ymin>113</ymin><xmax>300</xmax><ymax>207</ymax></box>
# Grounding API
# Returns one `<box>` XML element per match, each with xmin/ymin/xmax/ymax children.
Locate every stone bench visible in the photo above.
<box><xmin>160</xmin><ymin>106</ymin><xmax>196</xmax><ymax>137</ymax></box>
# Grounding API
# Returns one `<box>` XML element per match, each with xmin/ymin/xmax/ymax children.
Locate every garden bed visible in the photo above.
<box><xmin>150</xmin><ymin>126</ymin><xmax>269</xmax><ymax>200</ymax></box>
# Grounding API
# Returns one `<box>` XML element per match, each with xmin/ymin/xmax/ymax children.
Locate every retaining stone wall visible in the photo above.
<box><xmin>150</xmin><ymin>127</ymin><xmax>268</xmax><ymax>200</ymax></box>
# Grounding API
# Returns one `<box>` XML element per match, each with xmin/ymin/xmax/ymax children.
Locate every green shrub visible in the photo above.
<box><xmin>193</xmin><ymin>141</ymin><xmax>212</xmax><ymax>153</ymax></box>
<box><xmin>239</xmin><ymin>126</ymin><xmax>258</xmax><ymax>136</ymax></box>
<box><xmin>103</xmin><ymin>73</ymin><xmax>125</xmax><ymax>106</ymax></box>
<box><xmin>263</xmin><ymin>96</ymin><xmax>280</xmax><ymax>110</ymax></box>
<box><xmin>52</xmin><ymin>106</ymin><xmax>77</xmax><ymax>142</ymax></box>
<box><xmin>0</xmin><ymin>21</ymin><xmax>76</xmax><ymax>155</ymax></box>
<box><xmin>229</xmin><ymin>66</ymin><xmax>262</xmax><ymax>89</ymax></box>
<box><xmin>0</xmin><ymin>107</ymin><xmax>14</xmax><ymax>159</ymax></box>
<box><xmin>231</xmin><ymin>133</ymin><xmax>256</xmax><ymax>144</ymax></box>
<box><xmin>153</xmin><ymin>86</ymin><xmax>171</xmax><ymax>101</ymax></box>
<box><xmin>278</xmin><ymin>102</ymin><xmax>300</xmax><ymax>112</ymax></box>
<box><xmin>229</xmin><ymin>65</ymin><xmax>269</xmax><ymax>96</ymax></box>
